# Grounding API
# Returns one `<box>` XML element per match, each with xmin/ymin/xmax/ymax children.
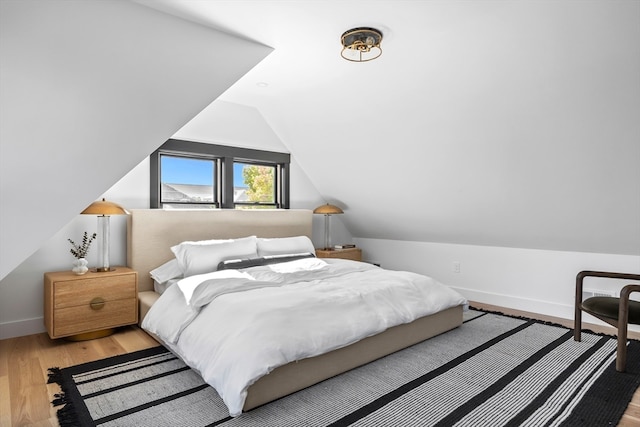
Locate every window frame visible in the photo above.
<box><xmin>158</xmin><ymin>153</ymin><xmax>219</xmax><ymax>208</ymax></box>
<box><xmin>150</xmin><ymin>139</ymin><xmax>290</xmax><ymax>209</ymax></box>
<box><xmin>233</xmin><ymin>160</ymin><xmax>281</xmax><ymax>209</ymax></box>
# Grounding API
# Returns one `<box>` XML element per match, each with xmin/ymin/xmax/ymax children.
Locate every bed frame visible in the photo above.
<box><xmin>127</xmin><ymin>208</ymin><xmax>463</xmax><ymax>411</ymax></box>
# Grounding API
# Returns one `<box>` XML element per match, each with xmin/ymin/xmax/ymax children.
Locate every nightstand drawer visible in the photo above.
<box><xmin>53</xmin><ymin>275</ymin><xmax>136</xmax><ymax>309</ymax></box>
<box><xmin>54</xmin><ymin>298</ymin><xmax>137</xmax><ymax>337</ymax></box>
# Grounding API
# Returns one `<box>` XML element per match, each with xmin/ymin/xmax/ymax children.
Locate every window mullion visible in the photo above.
<box><xmin>281</xmin><ymin>163</ymin><xmax>290</xmax><ymax>209</ymax></box>
<box><xmin>221</xmin><ymin>157</ymin><xmax>234</xmax><ymax>209</ymax></box>
<box><xmin>150</xmin><ymin>150</ymin><xmax>160</xmax><ymax>208</ymax></box>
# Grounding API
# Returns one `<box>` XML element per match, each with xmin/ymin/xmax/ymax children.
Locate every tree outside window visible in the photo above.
<box><xmin>241</xmin><ymin>164</ymin><xmax>275</xmax><ymax>204</ymax></box>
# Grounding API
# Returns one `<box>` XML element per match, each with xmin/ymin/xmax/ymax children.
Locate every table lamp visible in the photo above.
<box><xmin>313</xmin><ymin>203</ymin><xmax>344</xmax><ymax>250</ymax></box>
<box><xmin>81</xmin><ymin>198</ymin><xmax>129</xmax><ymax>272</ymax></box>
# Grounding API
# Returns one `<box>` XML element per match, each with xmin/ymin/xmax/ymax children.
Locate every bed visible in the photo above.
<box><xmin>127</xmin><ymin>208</ymin><xmax>466</xmax><ymax>416</ymax></box>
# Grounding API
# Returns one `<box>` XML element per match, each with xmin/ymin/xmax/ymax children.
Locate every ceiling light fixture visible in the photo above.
<box><xmin>340</xmin><ymin>27</ymin><xmax>383</xmax><ymax>62</ymax></box>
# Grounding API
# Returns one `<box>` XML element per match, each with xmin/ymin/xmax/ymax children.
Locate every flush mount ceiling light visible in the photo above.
<box><xmin>341</xmin><ymin>27</ymin><xmax>383</xmax><ymax>62</ymax></box>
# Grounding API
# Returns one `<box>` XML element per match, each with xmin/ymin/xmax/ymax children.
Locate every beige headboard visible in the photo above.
<box><xmin>127</xmin><ymin>209</ymin><xmax>313</xmax><ymax>292</ymax></box>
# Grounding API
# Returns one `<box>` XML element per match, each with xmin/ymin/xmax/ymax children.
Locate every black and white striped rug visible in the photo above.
<box><xmin>48</xmin><ymin>309</ymin><xmax>640</xmax><ymax>426</ymax></box>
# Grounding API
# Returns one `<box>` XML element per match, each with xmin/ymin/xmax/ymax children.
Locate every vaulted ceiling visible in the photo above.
<box><xmin>1</xmin><ymin>1</ymin><xmax>638</xmax><ymax>282</ymax></box>
<box><xmin>136</xmin><ymin>0</ymin><xmax>640</xmax><ymax>255</ymax></box>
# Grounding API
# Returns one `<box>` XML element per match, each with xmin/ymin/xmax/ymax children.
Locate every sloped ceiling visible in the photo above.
<box><xmin>137</xmin><ymin>0</ymin><xmax>640</xmax><ymax>256</ymax></box>
<box><xmin>0</xmin><ymin>0</ymin><xmax>272</xmax><ymax>279</ymax></box>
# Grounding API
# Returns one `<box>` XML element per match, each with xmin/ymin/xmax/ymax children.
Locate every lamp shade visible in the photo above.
<box><xmin>81</xmin><ymin>198</ymin><xmax>129</xmax><ymax>215</ymax></box>
<box><xmin>313</xmin><ymin>204</ymin><xmax>344</xmax><ymax>215</ymax></box>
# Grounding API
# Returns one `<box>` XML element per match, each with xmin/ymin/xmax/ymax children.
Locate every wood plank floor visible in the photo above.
<box><xmin>0</xmin><ymin>326</ymin><xmax>158</xmax><ymax>427</ymax></box>
<box><xmin>1</xmin><ymin>307</ymin><xmax>639</xmax><ymax>427</ymax></box>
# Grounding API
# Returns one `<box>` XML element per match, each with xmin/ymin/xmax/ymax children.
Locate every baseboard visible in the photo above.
<box><xmin>453</xmin><ymin>287</ymin><xmax>574</xmax><ymax>319</ymax></box>
<box><xmin>455</xmin><ymin>286</ymin><xmax>640</xmax><ymax>340</ymax></box>
<box><xmin>0</xmin><ymin>317</ymin><xmax>46</xmax><ymax>340</ymax></box>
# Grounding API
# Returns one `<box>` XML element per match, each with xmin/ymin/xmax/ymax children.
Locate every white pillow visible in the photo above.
<box><xmin>149</xmin><ymin>259</ymin><xmax>183</xmax><ymax>284</ymax></box>
<box><xmin>171</xmin><ymin>236</ymin><xmax>258</xmax><ymax>277</ymax></box>
<box><xmin>257</xmin><ymin>236</ymin><xmax>315</xmax><ymax>257</ymax></box>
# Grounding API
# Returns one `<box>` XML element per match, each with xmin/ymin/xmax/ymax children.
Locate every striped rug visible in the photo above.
<box><xmin>48</xmin><ymin>309</ymin><xmax>640</xmax><ymax>426</ymax></box>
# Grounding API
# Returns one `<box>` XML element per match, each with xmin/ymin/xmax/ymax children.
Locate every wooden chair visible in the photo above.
<box><xmin>574</xmin><ymin>270</ymin><xmax>640</xmax><ymax>372</ymax></box>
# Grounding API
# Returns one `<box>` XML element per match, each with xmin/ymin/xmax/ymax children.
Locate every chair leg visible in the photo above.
<box><xmin>574</xmin><ymin>306</ymin><xmax>582</xmax><ymax>342</ymax></box>
<box><xmin>574</xmin><ymin>273</ymin><xmax>585</xmax><ymax>342</ymax></box>
<box><xmin>616</xmin><ymin>284</ymin><xmax>637</xmax><ymax>372</ymax></box>
<box><xmin>617</xmin><ymin>325</ymin><xmax>628</xmax><ymax>372</ymax></box>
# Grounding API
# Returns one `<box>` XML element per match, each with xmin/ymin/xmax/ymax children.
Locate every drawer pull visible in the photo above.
<box><xmin>90</xmin><ymin>297</ymin><xmax>106</xmax><ymax>310</ymax></box>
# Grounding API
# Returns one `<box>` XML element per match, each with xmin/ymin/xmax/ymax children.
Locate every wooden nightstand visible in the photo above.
<box><xmin>316</xmin><ymin>247</ymin><xmax>362</xmax><ymax>262</ymax></box>
<box><xmin>44</xmin><ymin>267</ymin><xmax>138</xmax><ymax>340</ymax></box>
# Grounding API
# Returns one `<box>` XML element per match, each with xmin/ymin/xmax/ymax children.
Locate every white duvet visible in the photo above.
<box><xmin>142</xmin><ymin>258</ymin><xmax>467</xmax><ymax>417</ymax></box>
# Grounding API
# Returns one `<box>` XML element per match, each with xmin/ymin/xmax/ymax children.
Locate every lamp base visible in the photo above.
<box><xmin>93</xmin><ymin>267</ymin><xmax>116</xmax><ymax>273</ymax></box>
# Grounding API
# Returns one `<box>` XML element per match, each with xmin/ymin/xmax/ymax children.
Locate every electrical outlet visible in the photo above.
<box><xmin>453</xmin><ymin>262</ymin><xmax>461</xmax><ymax>273</ymax></box>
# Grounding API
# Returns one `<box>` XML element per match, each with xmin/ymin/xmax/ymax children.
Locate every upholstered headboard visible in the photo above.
<box><xmin>127</xmin><ymin>209</ymin><xmax>313</xmax><ymax>292</ymax></box>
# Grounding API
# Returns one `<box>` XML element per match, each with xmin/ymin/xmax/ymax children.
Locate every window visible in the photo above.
<box><xmin>233</xmin><ymin>162</ymin><xmax>278</xmax><ymax>209</ymax></box>
<box><xmin>150</xmin><ymin>139</ymin><xmax>290</xmax><ymax>209</ymax></box>
<box><xmin>160</xmin><ymin>155</ymin><xmax>217</xmax><ymax>208</ymax></box>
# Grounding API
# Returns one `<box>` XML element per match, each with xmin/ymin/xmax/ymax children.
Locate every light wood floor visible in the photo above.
<box><xmin>0</xmin><ymin>326</ymin><xmax>158</xmax><ymax>427</ymax></box>
<box><xmin>1</xmin><ymin>306</ymin><xmax>639</xmax><ymax>427</ymax></box>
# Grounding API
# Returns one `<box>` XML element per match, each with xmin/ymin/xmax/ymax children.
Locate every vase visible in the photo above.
<box><xmin>72</xmin><ymin>258</ymin><xmax>89</xmax><ymax>275</ymax></box>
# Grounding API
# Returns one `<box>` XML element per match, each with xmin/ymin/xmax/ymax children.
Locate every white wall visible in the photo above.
<box><xmin>252</xmin><ymin>0</ymin><xmax>640</xmax><ymax>258</ymax></box>
<box><xmin>0</xmin><ymin>161</ymin><xmax>147</xmax><ymax>339</ymax></box>
<box><xmin>172</xmin><ymin>100</ymin><xmax>352</xmax><ymax>246</ymax></box>
<box><xmin>0</xmin><ymin>0</ymin><xmax>272</xmax><ymax>280</ymax></box>
<box><xmin>0</xmin><ymin>100</ymin><xmax>351</xmax><ymax>339</ymax></box>
<box><xmin>355</xmin><ymin>238</ymin><xmax>640</xmax><ymax>331</ymax></box>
